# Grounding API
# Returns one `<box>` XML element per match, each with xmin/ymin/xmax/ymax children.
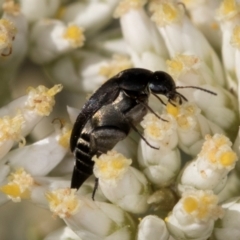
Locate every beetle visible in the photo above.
<box><xmin>70</xmin><ymin>68</ymin><xmax>216</xmax><ymax>199</ymax></box>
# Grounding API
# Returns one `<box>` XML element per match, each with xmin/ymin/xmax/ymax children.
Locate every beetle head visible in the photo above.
<box><xmin>149</xmin><ymin>71</ymin><xmax>177</xmax><ymax>100</ymax></box>
<box><xmin>150</xmin><ymin>71</ymin><xmax>217</xmax><ymax>105</ymax></box>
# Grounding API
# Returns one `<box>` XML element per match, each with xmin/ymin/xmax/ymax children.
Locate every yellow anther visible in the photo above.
<box><xmin>26</xmin><ymin>84</ymin><xmax>63</xmax><ymax>116</ymax></box>
<box><xmin>0</xmin><ymin>183</ymin><xmax>21</xmax><ymax>198</ymax></box>
<box><xmin>141</xmin><ymin>113</ymin><xmax>175</xmax><ymax>141</ymax></box>
<box><xmin>63</xmin><ymin>25</ymin><xmax>85</xmax><ymax>47</ymax></box>
<box><xmin>0</xmin><ymin>168</ymin><xmax>34</xmax><ymax>202</ymax></box>
<box><xmin>217</xmin><ymin>0</ymin><xmax>240</xmax><ymax>20</ymax></box>
<box><xmin>149</xmin><ymin>1</ymin><xmax>182</xmax><ymax>26</ymax></box>
<box><xmin>167</xmin><ymin>54</ymin><xmax>200</xmax><ymax>78</ymax></box>
<box><xmin>166</xmin><ymin>103</ymin><xmax>179</xmax><ymax>117</ymax></box>
<box><xmin>0</xmin><ymin>112</ymin><xmax>24</xmax><ymax>143</ymax></box>
<box><xmin>183</xmin><ymin>196</ymin><xmax>198</xmax><ymax>213</ymax></box>
<box><xmin>199</xmin><ymin>134</ymin><xmax>237</xmax><ymax>169</ymax></box>
<box><xmin>46</xmin><ymin>188</ymin><xmax>79</xmax><ymax>218</ymax></box>
<box><xmin>220</xmin><ymin>151</ymin><xmax>237</xmax><ymax>167</ymax></box>
<box><xmin>58</xmin><ymin>128</ymin><xmax>71</xmax><ymax>148</ymax></box>
<box><xmin>221</xmin><ymin>0</ymin><xmax>237</xmax><ymax>15</ymax></box>
<box><xmin>182</xmin><ymin>191</ymin><xmax>223</xmax><ymax>221</ymax></box>
<box><xmin>167</xmin><ymin>59</ymin><xmax>184</xmax><ymax>78</ymax></box>
<box><xmin>93</xmin><ymin>150</ymin><xmax>132</xmax><ymax>184</ymax></box>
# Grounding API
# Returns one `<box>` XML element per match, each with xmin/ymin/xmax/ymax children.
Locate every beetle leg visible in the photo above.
<box><xmin>92</xmin><ymin>178</ymin><xmax>99</xmax><ymax>200</ymax></box>
<box><xmin>138</xmin><ymin>101</ymin><xmax>168</xmax><ymax>122</ymax></box>
<box><xmin>1</xmin><ymin>46</ymin><xmax>12</xmax><ymax>57</ymax></box>
<box><xmin>90</xmin><ymin>127</ymin><xmax>127</xmax><ymax>154</ymax></box>
<box><xmin>129</xmin><ymin>122</ymin><xmax>159</xmax><ymax>150</ymax></box>
<box><xmin>168</xmin><ymin>99</ymin><xmax>176</xmax><ymax>107</ymax></box>
<box><xmin>152</xmin><ymin>93</ymin><xmax>166</xmax><ymax>105</ymax></box>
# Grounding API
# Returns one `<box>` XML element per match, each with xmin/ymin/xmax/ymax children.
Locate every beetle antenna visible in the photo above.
<box><xmin>175</xmin><ymin>86</ymin><xmax>217</xmax><ymax>96</ymax></box>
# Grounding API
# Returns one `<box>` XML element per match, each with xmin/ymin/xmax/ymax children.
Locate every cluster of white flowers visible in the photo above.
<box><xmin>0</xmin><ymin>0</ymin><xmax>240</xmax><ymax>239</ymax></box>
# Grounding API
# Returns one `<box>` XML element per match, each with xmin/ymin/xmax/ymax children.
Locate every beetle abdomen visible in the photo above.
<box><xmin>71</xmin><ymin>132</ymin><xmax>95</xmax><ymax>190</ymax></box>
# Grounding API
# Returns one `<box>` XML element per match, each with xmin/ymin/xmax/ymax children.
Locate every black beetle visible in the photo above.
<box><xmin>70</xmin><ymin>68</ymin><xmax>216</xmax><ymax>199</ymax></box>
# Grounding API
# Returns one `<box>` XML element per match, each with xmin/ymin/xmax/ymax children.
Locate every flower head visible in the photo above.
<box><xmin>93</xmin><ymin>150</ymin><xmax>132</xmax><ymax>186</ymax></box>
<box><xmin>46</xmin><ymin>188</ymin><xmax>80</xmax><ymax>218</ymax></box>
<box><xmin>198</xmin><ymin>134</ymin><xmax>238</xmax><ymax>170</ymax></box>
<box><xmin>0</xmin><ymin>168</ymin><xmax>35</xmax><ymax>202</ymax></box>
<box><xmin>0</xmin><ymin>0</ymin><xmax>240</xmax><ymax>239</ymax></box>
<box><xmin>25</xmin><ymin>84</ymin><xmax>63</xmax><ymax>116</ymax></box>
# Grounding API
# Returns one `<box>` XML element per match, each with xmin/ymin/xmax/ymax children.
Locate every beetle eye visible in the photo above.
<box><xmin>149</xmin><ymin>83</ymin><xmax>165</xmax><ymax>94</ymax></box>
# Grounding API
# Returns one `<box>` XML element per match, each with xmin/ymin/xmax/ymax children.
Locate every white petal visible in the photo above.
<box><xmin>4</xmin><ymin>132</ymin><xmax>68</xmax><ymax>176</ymax></box>
<box><xmin>137</xmin><ymin>215</ymin><xmax>169</xmax><ymax>240</ymax></box>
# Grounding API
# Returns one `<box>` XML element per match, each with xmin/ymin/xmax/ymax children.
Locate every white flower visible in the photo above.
<box><xmin>212</xmin><ymin>196</ymin><xmax>240</xmax><ymax>239</ymax></box>
<box><xmin>138</xmin><ymin>113</ymin><xmax>181</xmax><ymax>186</ymax></box>
<box><xmin>1</xmin><ymin>1</ymin><xmax>28</xmax><ymax>67</ymax></box>
<box><xmin>93</xmin><ymin>150</ymin><xmax>151</xmax><ymax>214</ymax></box>
<box><xmin>0</xmin><ymin>112</ymin><xmax>25</xmax><ymax>159</ymax></box>
<box><xmin>137</xmin><ymin>215</ymin><xmax>169</xmax><ymax>240</ymax></box>
<box><xmin>46</xmin><ymin>52</ymin><xmax>133</xmax><ymax>93</ymax></box>
<box><xmin>46</xmin><ymin>188</ymin><xmax>136</xmax><ymax>240</ymax></box>
<box><xmin>60</xmin><ymin>0</ymin><xmax>120</xmax><ymax>36</ymax></box>
<box><xmin>1</xmin><ymin>120</ymin><xmax>71</xmax><ymax>176</ymax></box>
<box><xmin>88</xmin><ymin>28</ymin><xmax>128</xmax><ymax>55</ymax></box>
<box><xmin>218</xmin><ymin>169</ymin><xmax>240</xmax><ymax>203</ymax></box>
<box><xmin>166</xmin><ymin>190</ymin><xmax>224</xmax><ymax>240</ymax></box>
<box><xmin>114</xmin><ymin>0</ymin><xmax>169</xmax><ymax>70</ymax></box>
<box><xmin>178</xmin><ymin>134</ymin><xmax>238</xmax><ymax>195</ymax></box>
<box><xmin>0</xmin><ymin>18</ymin><xmax>16</xmax><ymax>58</ymax></box>
<box><xmin>149</xmin><ymin>0</ymin><xmax>225</xmax><ymax>86</ymax></box>
<box><xmin>0</xmin><ymin>0</ymin><xmax>239</xmax><ymax>239</ymax></box>
<box><xmin>29</xmin><ymin>20</ymin><xmax>85</xmax><ymax>64</ymax></box>
<box><xmin>183</xmin><ymin>0</ymin><xmax>222</xmax><ymax>52</ymax></box>
<box><xmin>46</xmin><ymin>188</ymin><xmax>80</xmax><ymax>218</ymax></box>
<box><xmin>44</xmin><ymin>227</ymin><xmax>80</xmax><ymax>240</ymax></box>
<box><xmin>166</xmin><ymin>52</ymin><xmax>238</xmax><ymax>138</ymax></box>
<box><xmin>19</xmin><ymin>0</ymin><xmax>61</xmax><ymax>22</ymax></box>
<box><xmin>0</xmin><ymin>168</ymin><xmax>35</xmax><ymax>202</ymax></box>
<box><xmin>165</xmin><ymin>101</ymin><xmax>224</xmax><ymax>156</ymax></box>
<box><xmin>0</xmin><ymin>84</ymin><xmax>62</xmax><ymax>136</ymax></box>
<box><xmin>216</xmin><ymin>0</ymin><xmax>240</xmax><ymax>93</ymax></box>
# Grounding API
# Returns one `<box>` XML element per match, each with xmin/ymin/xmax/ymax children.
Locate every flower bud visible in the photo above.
<box><xmin>166</xmin><ymin>101</ymin><xmax>225</xmax><ymax>156</ymax></box>
<box><xmin>2</xmin><ymin>120</ymin><xmax>71</xmax><ymax>176</ymax></box>
<box><xmin>178</xmin><ymin>134</ymin><xmax>238</xmax><ymax>195</ymax></box>
<box><xmin>29</xmin><ymin>20</ymin><xmax>85</xmax><ymax>64</ymax></box>
<box><xmin>150</xmin><ymin>0</ymin><xmax>225</xmax><ymax>86</ymax></box>
<box><xmin>93</xmin><ymin>150</ymin><xmax>151</xmax><ymax>214</ymax></box>
<box><xmin>166</xmin><ymin>190</ymin><xmax>223</xmax><ymax>240</ymax></box>
<box><xmin>137</xmin><ymin>215</ymin><xmax>169</xmax><ymax>240</ymax></box>
<box><xmin>212</xmin><ymin>196</ymin><xmax>240</xmax><ymax>240</ymax></box>
<box><xmin>138</xmin><ymin>113</ymin><xmax>180</xmax><ymax>186</ymax></box>
<box><xmin>19</xmin><ymin>0</ymin><xmax>61</xmax><ymax>22</ymax></box>
<box><xmin>46</xmin><ymin>188</ymin><xmax>136</xmax><ymax>240</ymax></box>
<box><xmin>114</xmin><ymin>0</ymin><xmax>168</xmax><ymax>70</ymax></box>
<box><xmin>0</xmin><ymin>168</ymin><xmax>35</xmax><ymax>202</ymax></box>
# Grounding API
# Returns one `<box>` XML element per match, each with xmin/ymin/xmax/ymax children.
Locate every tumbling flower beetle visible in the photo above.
<box><xmin>70</xmin><ymin>68</ymin><xmax>216</xmax><ymax>199</ymax></box>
